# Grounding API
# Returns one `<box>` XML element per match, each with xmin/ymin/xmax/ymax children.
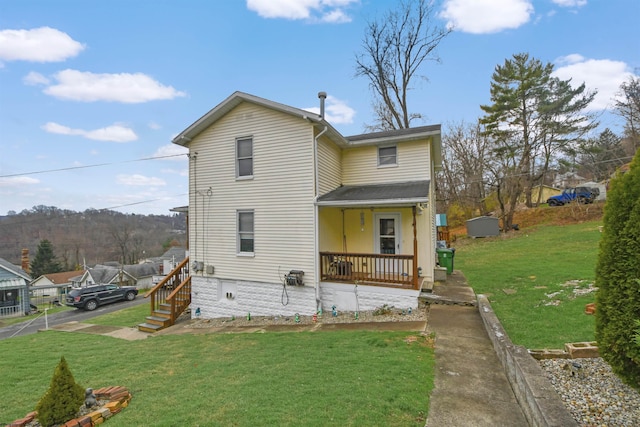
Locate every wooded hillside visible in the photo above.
<box><xmin>0</xmin><ymin>205</ymin><xmax>186</xmax><ymax>270</ymax></box>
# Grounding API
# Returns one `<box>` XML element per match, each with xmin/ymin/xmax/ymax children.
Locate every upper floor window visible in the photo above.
<box><xmin>378</xmin><ymin>146</ymin><xmax>397</xmax><ymax>167</ymax></box>
<box><xmin>237</xmin><ymin>210</ymin><xmax>254</xmax><ymax>254</ymax></box>
<box><xmin>236</xmin><ymin>137</ymin><xmax>253</xmax><ymax>178</ymax></box>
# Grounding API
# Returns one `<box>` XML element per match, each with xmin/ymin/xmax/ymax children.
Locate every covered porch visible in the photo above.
<box><xmin>316</xmin><ymin>181</ymin><xmax>433</xmax><ymax>291</ymax></box>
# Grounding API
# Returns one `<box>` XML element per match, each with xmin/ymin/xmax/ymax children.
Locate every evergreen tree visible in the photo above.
<box><xmin>36</xmin><ymin>356</ymin><xmax>85</xmax><ymax>426</ymax></box>
<box><xmin>30</xmin><ymin>239</ymin><xmax>62</xmax><ymax>278</ymax></box>
<box><xmin>480</xmin><ymin>53</ymin><xmax>597</xmax><ymax>230</ymax></box>
<box><xmin>595</xmin><ymin>148</ymin><xmax>640</xmax><ymax>389</ymax></box>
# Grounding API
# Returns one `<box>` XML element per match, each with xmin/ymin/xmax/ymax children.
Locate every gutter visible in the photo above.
<box><xmin>313</xmin><ymin>124</ymin><xmax>328</xmax><ymax>311</ymax></box>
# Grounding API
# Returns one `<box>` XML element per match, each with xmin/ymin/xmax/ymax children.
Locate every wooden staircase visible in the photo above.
<box><xmin>138</xmin><ymin>257</ymin><xmax>191</xmax><ymax>333</ymax></box>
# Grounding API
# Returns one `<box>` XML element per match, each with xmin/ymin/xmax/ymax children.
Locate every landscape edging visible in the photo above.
<box><xmin>6</xmin><ymin>386</ymin><xmax>131</xmax><ymax>427</ymax></box>
<box><xmin>476</xmin><ymin>294</ymin><xmax>578</xmax><ymax>427</ymax></box>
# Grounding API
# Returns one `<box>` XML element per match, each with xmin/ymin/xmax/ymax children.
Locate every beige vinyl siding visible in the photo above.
<box><xmin>342</xmin><ymin>139</ymin><xmax>432</xmax><ymax>185</ymax></box>
<box><xmin>317</xmin><ymin>135</ymin><xmax>342</xmax><ymax>195</ymax></box>
<box><xmin>188</xmin><ymin>102</ymin><xmax>317</xmax><ymax>284</ymax></box>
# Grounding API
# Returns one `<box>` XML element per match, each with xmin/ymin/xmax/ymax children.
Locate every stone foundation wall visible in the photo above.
<box><xmin>319</xmin><ymin>282</ymin><xmax>420</xmax><ymax>312</ymax></box>
<box><xmin>191</xmin><ymin>276</ymin><xmax>317</xmax><ymax>319</ymax></box>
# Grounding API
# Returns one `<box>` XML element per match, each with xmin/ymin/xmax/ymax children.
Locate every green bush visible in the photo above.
<box><xmin>595</xmin><ymin>150</ymin><xmax>640</xmax><ymax>389</ymax></box>
<box><xmin>35</xmin><ymin>356</ymin><xmax>85</xmax><ymax>426</ymax></box>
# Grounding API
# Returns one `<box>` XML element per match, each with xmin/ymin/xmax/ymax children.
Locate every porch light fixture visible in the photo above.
<box><xmin>360</xmin><ymin>211</ymin><xmax>365</xmax><ymax>231</ymax></box>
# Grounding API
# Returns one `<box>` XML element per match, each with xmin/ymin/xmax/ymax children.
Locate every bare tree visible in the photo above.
<box><xmin>355</xmin><ymin>0</ymin><xmax>451</xmax><ymax>131</ymax></box>
<box><xmin>109</xmin><ymin>219</ymin><xmax>133</xmax><ymax>265</ymax></box>
<box><xmin>438</xmin><ymin>121</ymin><xmax>490</xmax><ymax>220</ymax></box>
<box><xmin>614</xmin><ymin>73</ymin><xmax>640</xmax><ymax>153</ymax></box>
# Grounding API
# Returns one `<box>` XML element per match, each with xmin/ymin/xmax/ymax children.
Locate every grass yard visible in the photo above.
<box><xmin>88</xmin><ymin>298</ymin><xmax>151</xmax><ymax>327</ymax></box>
<box><xmin>454</xmin><ymin>220</ymin><xmax>601</xmax><ymax>349</ymax></box>
<box><xmin>0</xmin><ymin>328</ymin><xmax>434</xmax><ymax>426</ymax></box>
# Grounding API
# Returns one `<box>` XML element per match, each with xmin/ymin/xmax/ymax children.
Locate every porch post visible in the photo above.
<box><xmin>412</xmin><ymin>206</ymin><xmax>419</xmax><ymax>289</ymax></box>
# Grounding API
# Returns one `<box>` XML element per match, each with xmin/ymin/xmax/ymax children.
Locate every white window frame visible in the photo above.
<box><xmin>237</xmin><ymin>210</ymin><xmax>255</xmax><ymax>256</ymax></box>
<box><xmin>236</xmin><ymin>137</ymin><xmax>253</xmax><ymax>179</ymax></box>
<box><xmin>378</xmin><ymin>145</ymin><xmax>397</xmax><ymax>167</ymax></box>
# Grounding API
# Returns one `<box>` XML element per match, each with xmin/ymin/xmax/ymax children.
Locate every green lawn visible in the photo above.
<box><xmin>454</xmin><ymin>220</ymin><xmax>601</xmax><ymax>349</ymax></box>
<box><xmin>0</xmin><ymin>328</ymin><xmax>434</xmax><ymax>426</ymax></box>
<box><xmin>88</xmin><ymin>298</ymin><xmax>151</xmax><ymax>327</ymax></box>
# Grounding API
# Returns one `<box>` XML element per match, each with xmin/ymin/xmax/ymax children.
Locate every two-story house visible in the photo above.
<box><xmin>172</xmin><ymin>91</ymin><xmax>442</xmax><ymax>319</ymax></box>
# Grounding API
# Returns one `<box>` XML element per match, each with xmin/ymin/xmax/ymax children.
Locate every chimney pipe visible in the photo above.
<box><xmin>21</xmin><ymin>248</ymin><xmax>30</xmax><ymax>274</ymax></box>
<box><xmin>318</xmin><ymin>92</ymin><xmax>327</xmax><ymax>119</ymax></box>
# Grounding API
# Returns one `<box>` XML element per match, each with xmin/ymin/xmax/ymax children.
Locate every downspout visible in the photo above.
<box><xmin>313</xmin><ymin>100</ymin><xmax>328</xmax><ymax>311</ymax></box>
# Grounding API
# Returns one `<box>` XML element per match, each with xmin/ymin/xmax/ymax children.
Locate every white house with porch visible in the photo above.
<box><xmin>172</xmin><ymin>91</ymin><xmax>442</xmax><ymax>319</ymax></box>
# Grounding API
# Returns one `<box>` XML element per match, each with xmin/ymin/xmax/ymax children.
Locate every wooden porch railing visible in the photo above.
<box><xmin>320</xmin><ymin>252</ymin><xmax>418</xmax><ymax>289</ymax></box>
<box><xmin>139</xmin><ymin>256</ymin><xmax>191</xmax><ymax>332</ymax></box>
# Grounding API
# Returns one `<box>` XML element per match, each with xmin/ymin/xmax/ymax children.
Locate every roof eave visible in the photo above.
<box><xmin>316</xmin><ymin>197</ymin><xmax>429</xmax><ymax>207</ymax></box>
<box><xmin>172</xmin><ymin>91</ymin><xmax>347</xmax><ymax>146</ymax></box>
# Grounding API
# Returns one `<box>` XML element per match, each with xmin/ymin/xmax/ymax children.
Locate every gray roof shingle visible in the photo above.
<box><xmin>317</xmin><ymin>180</ymin><xmax>430</xmax><ymax>206</ymax></box>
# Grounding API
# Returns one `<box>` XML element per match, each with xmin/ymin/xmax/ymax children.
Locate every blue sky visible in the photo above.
<box><xmin>1</xmin><ymin>0</ymin><xmax>638</xmax><ymax>215</ymax></box>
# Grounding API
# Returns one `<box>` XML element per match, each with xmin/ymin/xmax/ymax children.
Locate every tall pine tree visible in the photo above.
<box><xmin>480</xmin><ymin>53</ymin><xmax>597</xmax><ymax>230</ymax></box>
<box><xmin>30</xmin><ymin>239</ymin><xmax>62</xmax><ymax>278</ymax></box>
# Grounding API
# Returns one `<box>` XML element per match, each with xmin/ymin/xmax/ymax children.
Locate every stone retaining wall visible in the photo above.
<box><xmin>476</xmin><ymin>295</ymin><xmax>578</xmax><ymax>427</ymax></box>
<box><xmin>7</xmin><ymin>386</ymin><xmax>131</xmax><ymax>427</ymax></box>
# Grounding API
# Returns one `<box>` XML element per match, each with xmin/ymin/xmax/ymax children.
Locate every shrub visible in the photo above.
<box><xmin>595</xmin><ymin>150</ymin><xmax>640</xmax><ymax>389</ymax></box>
<box><xmin>373</xmin><ymin>304</ymin><xmax>394</xmax><ymax>316</ymax></box>
<box><xmin>35</xmin><ymin>356</ymin><xmax>85</xmax><ymax>426</ymax></box>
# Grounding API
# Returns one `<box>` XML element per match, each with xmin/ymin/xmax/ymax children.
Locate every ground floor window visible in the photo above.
<box><xmin>237</xmin><ymin>210</ymin><xmax>254</xmax><ymax>254</ymax></box>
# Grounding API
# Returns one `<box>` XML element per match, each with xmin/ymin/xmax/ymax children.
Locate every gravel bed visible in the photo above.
<box><xmin>539</xmin><ymin>358</ymin><xmax>640</xmax><ymax>426</ymax></box>
<box><xmin>183</xmin><ymin>306</ymin><xmax>428</xmax><ymax>329</ymax></box>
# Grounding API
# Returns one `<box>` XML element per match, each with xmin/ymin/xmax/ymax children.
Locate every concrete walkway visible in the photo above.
<box><xmin>423</xmin><ymin>272</ymin><xmax>528</xmax><ymax>426</ymax></box>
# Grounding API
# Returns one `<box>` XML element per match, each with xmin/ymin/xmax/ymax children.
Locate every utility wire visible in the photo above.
<box><xmin>0</xmin><ymin>154</ymin><xmax>186</xmax><ymax>178</ymax></box>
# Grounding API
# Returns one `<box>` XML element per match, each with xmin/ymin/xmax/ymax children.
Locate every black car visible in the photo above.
<box><xmin>65</xmin><ymin>284</ymin><xmax>138</xmax><ymax>311</ymax></box>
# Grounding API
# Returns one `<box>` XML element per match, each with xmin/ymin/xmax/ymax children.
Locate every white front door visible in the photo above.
<box><xmin>374</xmin><ymin>213</ymin><xmax>401</xmax><ymax>273</ymax></box>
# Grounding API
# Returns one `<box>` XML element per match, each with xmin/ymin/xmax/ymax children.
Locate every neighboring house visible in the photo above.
<box><xmin>518</xmin><ymin>185</ymin><xmax>561</xmax><ymax>205</ymax></box>
<box><xmin>148</xmin><ymin>246</ymin><xmax>188</xmax><ymax>285</ymax></box>
<box><xmin>73</xmin><ymin>264</ymin><xmax>157</xmax><ymax>289</ymax></box>
<box><xmin>553</xmin><ymin>171</ymin><xmax>585</xmax><ymax>189</ymax></box>
<box><xmin>0</xmin><ymin>258</ymin><xmax>31</xmax><ymax>317</ymax></box>
<box><xmin>172</xmin><ymin>91</ymin><xmax>442</xmax><ymax>319</ymax></box>
<box><xmin>73</xmin><ymin>265</ymin><xmax>138</xmax><ymax>288</ymax></box>
<box><xmin>30</xmin><ymin>270</ymin><xmax>84</xmax><ymax>302</ymax></box>
<box><xmin>149</xmin><ymin>246</ymin><xmax>187</xmax><ymax>275</ymax></box>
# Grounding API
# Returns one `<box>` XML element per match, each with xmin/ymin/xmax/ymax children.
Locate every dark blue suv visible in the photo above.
<box><xmin>65</xmin><ymin>284</ymin><xmax>138</xmax><ymax>311</ymax></box>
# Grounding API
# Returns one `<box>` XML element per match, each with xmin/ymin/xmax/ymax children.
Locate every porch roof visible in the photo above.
<box><xmin>316</xmin><ymin>180</ymin><xmax>429</xmax><ymax>207</ymax></box>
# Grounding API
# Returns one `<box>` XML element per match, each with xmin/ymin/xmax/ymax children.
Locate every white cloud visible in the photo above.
<box><xmin>23</xmin><ymin>71</ymin><xmax>49</xmax><ymax>86</ymax></box>
<box><xmin>0</xmin><ymin>176</ymin><xmax>40</xmax><ymax>187</ymax></box>
<box><xmin>303</xmin><ymin>95</ymin><xmax>355</xmax><ymax>124</ymax></box>
<box><xmin>440</xmin><ymin>0</ymin><xmax>533</xmax><ymax>34</ymax></box>
<box><xmin>117</xmin><ymin>174</ymin><xmax>166</xmax><ymax>186</ymax></box>
<box><xmin>246</xmin><ymin>0</ymin><xmax>357</xmax><ymax>22</ymax></box>
<box><xmin>148</xmin><ymin>121</ymin><xmax>162</xmax><ymax>130</ymax></box>
<box><xmin>0</xmin><ymin>27</ymin><xmax>85</xmax><ymax>62</ymax></box>
<box><xmin>552</xmin><ymin>0</ymin><xmax>587</xmax><ymax>7</ymax></box>
<box><xmin>321</xmin><ymin>9</ymin><xmax>351</xmax><ymax>23</ymax></box>
<box><xmin>42</xmin><ymin>122</ymin><xmax>138</xmax><ymax>142</ymax></box>
<box><xmin>553</xmin><ymin>55</ymin><xmax>633</xmax><ymax>111</ymax></box>
<box><xmin>153</xmin><ymin>144</ymin><xmax>189</xmax><ymax>160</ymax></box>
<box><xmin>42</xmin><ymin>69</ymin><xmax>186</xmax><ymax>103</ymax></box>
